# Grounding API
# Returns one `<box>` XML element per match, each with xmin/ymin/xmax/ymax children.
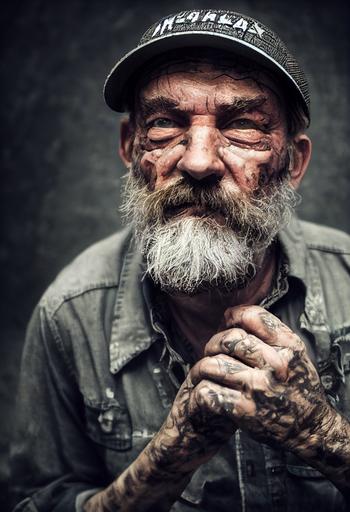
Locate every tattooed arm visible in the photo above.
<box><xmin>85</xmin><ymin>304</ymin><xmax>350</xmax><ymax>510</ymax></box>
<box><xmin>84</xmin><ymin>353</ymin><xmax>236</xmax><ymax>511</ymax></box>
<box><xmin>203</xmin><ymin>305</ymin><xmax>350</xmax><ymax>495</ymax></box>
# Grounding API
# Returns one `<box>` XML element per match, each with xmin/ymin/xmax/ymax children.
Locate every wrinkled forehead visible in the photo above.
<box><xmin>134</xmin><ymin>47</ymin><xmax>286</xmax><ymax>106</ymax></box>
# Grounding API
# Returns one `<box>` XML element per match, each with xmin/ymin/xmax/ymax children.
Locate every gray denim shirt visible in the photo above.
<box><xmin>10</xmin><ymin>216</ymin><xmax>350</xmax><ymax>511</ymax></box>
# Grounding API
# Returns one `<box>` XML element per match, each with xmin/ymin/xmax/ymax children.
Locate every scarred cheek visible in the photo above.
<box><xmin>139</xmin><ymin>149</ymin><xmax>163</xmax><ymax>189</ymax></box>
<box><xmin>140</xmin><ymin>144</ymin><xmax>186</xmax><ymax>190</ymax></box>
<box><xmin>219</xmin><ymin>144</ymin><xmax>284</xmax><ymax>191</ymax></box>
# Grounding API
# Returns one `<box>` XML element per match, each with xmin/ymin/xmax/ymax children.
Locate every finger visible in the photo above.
<box><xmin>189</xmin><ymin>378</ymin><xmax>244</xmax><ymax>417</ymax></box>
<box><xmin>189</xmin><ymin>354</ymin><xmax>267</xmax><ymax>390</ymax></box>
<box><xmin>205</xmin><ymin>327</ymin><xmax>289</xmax><ymax>380</ymax></box>
<box><xmin>224</xmin><ymin>305</ymin><xmax>304</xmax><ymax>351</ymax></box>
<box><xmin>189</xmin><ymin>379</ymin><xmax>257</xmax><ymax>419</ymax></box>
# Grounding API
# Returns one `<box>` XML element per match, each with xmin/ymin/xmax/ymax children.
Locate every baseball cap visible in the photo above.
<box><xmin>104</xmin><ymin>9</ymin><xmax>310</xmax><ymax>121</ymax></box>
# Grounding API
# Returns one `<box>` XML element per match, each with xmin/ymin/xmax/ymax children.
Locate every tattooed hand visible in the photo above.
<box><xmin>148</xmin><ymin>305</ymin><xmax>332</xmax><ymax>473</ymax></box>
<box><xmin>85</xmin><ymin>305</ymin><xmax>350</xmax><ymax>511</ymax></box>
<box><xmin>196</xmin><ymin>304</ymin><xmax>332</xmax><ymax>453</ymax></box>
<box><xmin>197</xmin><ymin>305</ymin><xmax>350</xmax><ymax>494</ymax></box>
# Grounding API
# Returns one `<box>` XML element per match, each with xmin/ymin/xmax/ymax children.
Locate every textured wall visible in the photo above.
<box><xmin>1</xmin><ymin>0</ymin><xmax>349</xmax><ymax>509</ymax></box>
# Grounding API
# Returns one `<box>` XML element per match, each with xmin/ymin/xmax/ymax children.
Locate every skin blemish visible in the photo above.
<box><xmin>157</xmin><ymin>144</ymin><xmax>187</xmax><ymax>179</ymax></box>
<box><xmin>140</xmin><ymin>143</ymin><xmax>186</xmax><ymax>188</ymax></box>
<box><xmin>140</xmin><ymin>149</ymin><xmax>163</xmax><ymax>189</ymax></box>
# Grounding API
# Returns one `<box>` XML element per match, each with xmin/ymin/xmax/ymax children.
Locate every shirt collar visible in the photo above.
<box><xmin>278</xmin><ymin>214</ymin><xmax>307</xmax><ymax>284</ymax></box>
<box><xmin>109</xmin><ymin>237</ymin><xmax>155</xmax><ymax>374</ymax></box>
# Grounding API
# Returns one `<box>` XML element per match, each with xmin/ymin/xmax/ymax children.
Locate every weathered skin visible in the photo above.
<box><xmin>84</xmin><ymin>60</ymin><xmax>350</xmax><ymax>511</ymax></box>
<box><xmin>131</xmin><ymin>61</ymin><xmax>292</xmax><ymax>195</ymax></box>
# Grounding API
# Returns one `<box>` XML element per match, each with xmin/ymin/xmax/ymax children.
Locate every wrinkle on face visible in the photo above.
<box><xmin>220</xmin><ymin>139</ymin><xmax>288</xmax><ymax>191</ymax></box>
<box><xmin>131</xmin><ymin>58</ymin><xmax>289</xmax><ymax>193</ymax></box>
<box><xmin>140</xmin><ymin>144</ymin><xmax>187</xmax><ymax>189</ymax></box>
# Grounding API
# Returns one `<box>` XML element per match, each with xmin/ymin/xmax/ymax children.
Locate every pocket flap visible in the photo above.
<box><xmin>84</xmin><ymin>399</ymin><xmax>132</xmax><ymax>451</ymax></box>
<box><xmin>286</xmin><ymin>464</ymin><xmax>324</xmax><ymax>478</ymax></box>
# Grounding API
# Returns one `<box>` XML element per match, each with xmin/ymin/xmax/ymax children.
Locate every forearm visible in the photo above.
<box><xmin>291</xmin><ymin>404</ymin><xmax>350</xmax><ymax>494</ymax></box>
<box><xmin>84</xmin><ymin>405</ymin><xmax>229</xmax><ymax>512</ymax></box>
<box><xmin>84</xmin><ymin>454</ymin><xmax>192</xmax><ymax>512</ymax></box>
<box><xmin>84</xmin><ymin>425</ymin><xmax>201</xmax><ymax>512</ymax></box>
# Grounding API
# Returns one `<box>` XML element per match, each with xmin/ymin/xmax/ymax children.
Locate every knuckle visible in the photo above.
<box><xmin>295</xmin><ymin>337</ymin><xmax>306</xmax><ymax>352</ymax></box>
<box><xmin>250</xmin><ymin>305</ymin><xmax>265</xmax><ymax>314</ymax></box>
<box><xmin>195</xmin><ymin>356</ymin><xmax>213</xmax><ymax>379</ymax></box>
<box><xmin>280</xmin><ymin>346</ymin><xmax>295</xmax><ymax>362</ymax></box>
<box><xmin>204</xmin><ymin>333</ymin><xmax>219</xmax><ymax>356</ymax></box>
<box><xmin>272</xmin><ymin>356</ymin><xmax>289</xmax><ymax>381</ymax></box>
<box><xmin>240</xmin><ymin>306</ymin><xmax>261</xmax><ymax>325</ymax></box>
<box><xmin>287</xmin><ymin>337</ymin><xmax>306</xmax><ymax>358</ymax></box>
<box><xmin>194</xmin><ymin>380</ymin><xmax>212</xmax><ymax>406</ymax></box>
<box><xmin>224</xmin><ymin>305</ymin><xmax>251</xmax><ymax>327</ymax></box>
<box><xmin>288</xmin><ymin>332</ymin><xmax>302</xmax><ymax>345</ymax></box>
<box><xmin>224</xmin><ymin>307</ymin><xmax>235</xmax><ymax>326</ymax></box>
<box><xmin>220</xmin><ymin>328</ymin><xmax>246</xmax><ymax>354</ymax></box>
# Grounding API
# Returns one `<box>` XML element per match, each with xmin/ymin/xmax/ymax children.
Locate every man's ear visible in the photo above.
<box><xmin>119</xmin><ymin>117</ymin><xmax>134</xmax><ymax>168</ymax></box>
<box><xmin>289</xmin><ymin>133</ymin><xmax>312</xmax><ymax>189</ymax></box>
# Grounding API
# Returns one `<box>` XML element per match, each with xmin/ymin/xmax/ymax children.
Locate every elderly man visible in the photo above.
<box><xmin>11</xmin><ymin>9</ymin><xmax>350</xmax><ymax>512</ymax></box>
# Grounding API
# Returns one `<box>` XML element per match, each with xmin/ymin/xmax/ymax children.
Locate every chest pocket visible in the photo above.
<box><xmin>83</xmin><ymin>395</ymin><xmax>153</xmax><ymax>479</ymax></box>
<box><xmin>84</xmin><ymin>396</ymin><xmax>132</xmax><ymax>451</ymax></box>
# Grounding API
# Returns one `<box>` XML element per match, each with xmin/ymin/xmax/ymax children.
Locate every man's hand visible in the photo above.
<box><xmin>150</xmin><ymin>304</ymin><xmax>330</xmax><ymax>472</ymax></box>
<box><xmin>85</xmin><ymin>305</ymin><xmax>350</xmax><ymax>511</ymax></box>
<box><xmin>199</xmin><ymin>305</ymin><xmax>330</xmax><ymax>451</ymax></box>
<box><xmin>191</xmin><ymin>304</ymin><xmax>349</xmax><ymax>494</ymax></box>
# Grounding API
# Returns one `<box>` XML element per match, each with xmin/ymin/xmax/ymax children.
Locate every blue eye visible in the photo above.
<box><xmin>227</xmin><ymin>119</ymin><xmax>256</xmax><ymax>129</ymax></box>
<box><xmin>149</xmin><ymin>118</ymin><xmax>176</xmax><ymax>128</ymax></box>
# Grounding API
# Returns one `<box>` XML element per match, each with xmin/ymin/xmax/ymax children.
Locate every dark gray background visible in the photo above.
<box><xmin>1</xmin><ymin>0</ymin><xmax>349</xmax><ymax>509</ymax></box>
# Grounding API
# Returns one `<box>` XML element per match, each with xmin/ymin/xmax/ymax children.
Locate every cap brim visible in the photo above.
<box><xmin>104</xmin><ymin>31</ymin><xmax>308</xmax><ymax>116</ymax></box>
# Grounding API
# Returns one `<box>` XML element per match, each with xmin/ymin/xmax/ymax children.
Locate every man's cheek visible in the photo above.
<box><xmin>139</xmin><ymin>149</ymin><xmax>163</xmax><ymax>189</ymax></box>
<box><xmin>140</xmin><ymin>144</ymin><xmax>186</xmax><ymax>190</ymax></box>
<box><xmin>220</xmin><ymin>143</ymin><xmax>287</xmax><ymax>191</ymax></box>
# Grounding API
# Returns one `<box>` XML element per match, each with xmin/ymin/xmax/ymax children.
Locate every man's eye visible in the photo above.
<box><xmin>148</xmin><ymin>118</ymin><xmax>177</xmax><ymax>128</ymax></box>
<box><xmin>225</xmin><ymin>118</ymin><xmax>257</xmax><ymax>129</ymax></box>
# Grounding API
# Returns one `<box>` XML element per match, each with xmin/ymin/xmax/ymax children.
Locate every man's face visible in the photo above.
<box><xmin>120</xmin><ymin>55</ymin><xmax>306</xmax><ymax>294</ymax></box>
<box><xmin>132</xmin><ymin>57</ymin><xmax>289</xmax><ymax>196</ymax></box>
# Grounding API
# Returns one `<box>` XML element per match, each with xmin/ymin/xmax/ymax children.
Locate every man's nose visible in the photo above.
<box><xmin>176</xmin><ymin>126</ymin><xmax>225</xmax><ymax>180</ymax></box>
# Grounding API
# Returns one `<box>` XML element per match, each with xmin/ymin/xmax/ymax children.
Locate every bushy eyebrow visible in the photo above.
<box><xmin>139</xmin><ymin>96</ymin><xmax>180</xmax><ymax>118</ymax></box>
<box><xmin>138</xmin><ymin>94</ymin><xmax>267</xmax><ymax>119</ymax></box>
<box><xmin>215</xmin><ymin>96</ymin><xmax>267</xmax><ymax>117</ymax></box>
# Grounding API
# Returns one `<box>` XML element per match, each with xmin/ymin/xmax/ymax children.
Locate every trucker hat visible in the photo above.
<box><xmin>104</xmin><ymin>9</ymin><xmax>310</xmax><ymax>121</ymax></box>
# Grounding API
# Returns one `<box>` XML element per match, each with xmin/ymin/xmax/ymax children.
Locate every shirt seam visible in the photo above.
<box><xmin>306</xmin><ymin>244</ymin><xmax>350</xmax><ymax>255</ymax></box>
<box><xmin>41</xmin><ymin>281</ymin><xmax>119</xmax><ymax>317</ymax></box>
<box><xmin>40</xmin><ymin>303</ymin><xmax>84</xmax><ymax>378</ymax></box>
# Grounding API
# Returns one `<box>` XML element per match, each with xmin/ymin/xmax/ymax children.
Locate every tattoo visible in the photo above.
<box><xmin>222</xmin><ymin>333</ymin><xmax>265</xmax><ymax>367</ymax></box>
<box><xmin>217</xmin><ymin>358</ymin><xmax>245</xmax><ymax>375</ymax></box>
<box><xmin>259</xmin><ymin>311</ymin><xmax>280</xmax><ymax>332</ymax></box>
<box><xmin>223</xmin><ymin>338</ymin><xmax>243</xmax><ymax>354</ymax></box>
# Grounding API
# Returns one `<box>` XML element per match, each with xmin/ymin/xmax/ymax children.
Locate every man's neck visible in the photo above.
<box><xmin>164</xmin><ymin>244</ymin><xmax>278</xmax><ymax>359</ymax></box>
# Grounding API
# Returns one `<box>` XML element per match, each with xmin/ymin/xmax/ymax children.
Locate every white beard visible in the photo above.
<box><xmin>141</xmin><ymin>216</ymin><xmax>256</xmax><ymax>294</ymax></box>
<box><xmin>121</xmin><ymin>170</ymin><xmax>299</xmax><ymax>294</ymax></box>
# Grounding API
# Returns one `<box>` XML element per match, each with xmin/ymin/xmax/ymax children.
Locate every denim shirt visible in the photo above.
<box><xmin>10</xmin><ymin>216</ymin><xmax>350</xmax><ymax>512</ymax></box>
